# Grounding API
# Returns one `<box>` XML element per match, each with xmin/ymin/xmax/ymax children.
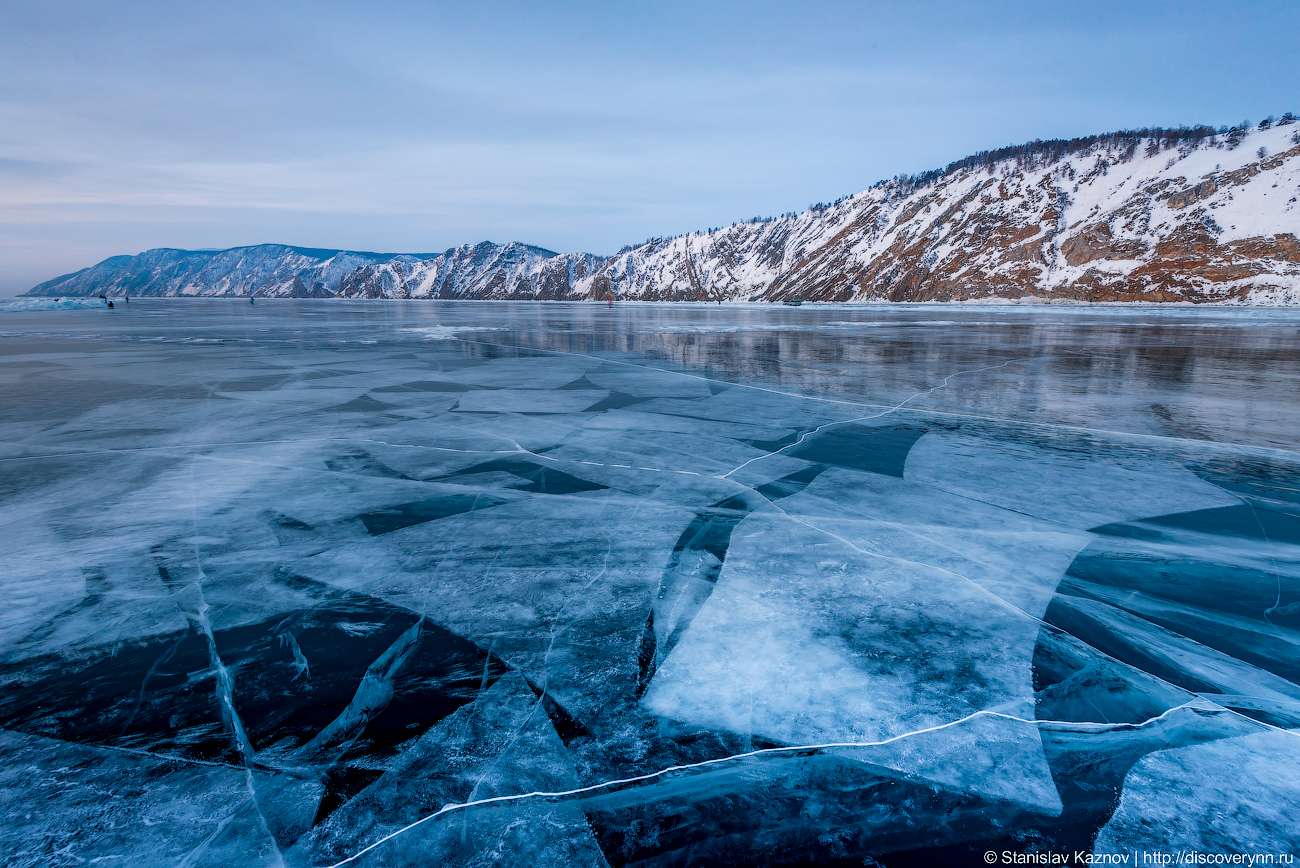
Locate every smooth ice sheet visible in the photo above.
<box><xmin>904</xmin><ymin>432</ymin><xmax>1240</xmax><ymax>530</ymax></box>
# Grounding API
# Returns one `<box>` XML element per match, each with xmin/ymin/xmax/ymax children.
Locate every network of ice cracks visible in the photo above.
<box><xmin>2</xmin><ymin>303</ymin><xmax>1299</xmax><ymax>868</ymax></box>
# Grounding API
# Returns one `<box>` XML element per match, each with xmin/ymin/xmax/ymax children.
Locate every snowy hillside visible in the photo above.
<box><xmin>581</xmin><ymin>120</ymin><xmax>1300</xmax><ymax>305</ymax></box>
<box><xmin>334</xmin><ymin>241</ymin><xmax>604</xmax><ymax>300</ymax></box>
<box><xmin>24</xmin><ymin>119</ymin><xmax>1300</xmax><ymax>304</ymax></box>
<box><xmin>24</xmin><ymin>245</ymin><xmax>434</xmax><ymax>298</ymax></box>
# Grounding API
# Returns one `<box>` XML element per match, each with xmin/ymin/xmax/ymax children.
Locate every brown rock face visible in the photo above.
<box><xmin>1061</xmin><ymin>224</ymin><xmax>1150</xmax><ymax>266</ymax></box>
<box><xmin>1166</xmin><ymin>181</ymin><xmax>1217</xmax><ymax>209</ymax></box>
<box><xmin>339</xmin><ymin>263</ymin><xmax>409</xmax><ymax>299</ymax></box>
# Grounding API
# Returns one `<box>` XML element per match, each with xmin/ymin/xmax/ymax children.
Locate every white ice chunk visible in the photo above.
<box><xmin>782</xmin><ymin>467</ymin><xmax>1092</xmax><ymax>617</ymax></box>
<box><xmin>642</xmin><ymin>512</ymin><xmax>1060</xmax><ymax>812</ymax></box>
<box><xmin>1094</xmin><ymin>730</ymin><xmax>1300</xmax><ymax>856</ymax></box>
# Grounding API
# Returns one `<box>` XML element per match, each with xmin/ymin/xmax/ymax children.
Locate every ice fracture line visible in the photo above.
<box><xmin>321</xmin><ymin>702</ymin><xmax>1223</xmax><ymax>868</ymax></box>
<box><xmin>722</xmin><ymin>359</ymin><xmax>1015</xmax><ymax>480</ymax></box>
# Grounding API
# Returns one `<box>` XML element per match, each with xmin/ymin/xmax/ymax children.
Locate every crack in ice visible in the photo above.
<box><xmin>319</xmin><ymin>702</ymin><xmax>1224</xmax><ymax>868</ymax></box>
<box><xmin>175</xmin><ymin>461</ymin><xmax>287</xmax><ymax>868</ymax></box>
<box><xmin>458</xmin><ymin>510</ymin><xmax>629</xmax><ymax>840</ymax></box>
<box><xmin>721</xmin><ymin>359</ymin><xmax>1016</xmax><ymax>480</ymax></box>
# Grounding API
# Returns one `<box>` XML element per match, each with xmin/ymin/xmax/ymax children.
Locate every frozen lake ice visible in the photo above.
<box><xmin>2</xmin><ymin>299</ymin><xmax>1299</xmax><ymax>867</ymax></box>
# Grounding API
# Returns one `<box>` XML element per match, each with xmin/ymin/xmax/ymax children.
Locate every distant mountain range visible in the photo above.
<box><xmin>26</xmin><ymin>119</ymin><xmax>1300</xmax><ymax>304</ymax></box>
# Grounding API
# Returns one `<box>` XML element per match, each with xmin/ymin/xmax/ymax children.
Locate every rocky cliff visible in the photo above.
<box><xmin>577</xmin><ymin>120</ymin><xmax>1300</xmax><ymax>305</ymax></box>
<box><xmin>26</xmin><ymin>119</ymin><xmax>1300</xmax><ymax>304</ymax></box>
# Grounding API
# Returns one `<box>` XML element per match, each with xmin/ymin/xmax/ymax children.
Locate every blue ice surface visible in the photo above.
<box><xmin>1</xmin><ymin>299</ymin><xmax>1298</xmax><ymax>867</ymax></box>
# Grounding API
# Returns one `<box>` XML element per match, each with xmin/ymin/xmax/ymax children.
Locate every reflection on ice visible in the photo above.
<box><xmin>2</xmin><ymin>300</ymin><xmax>1299</xmax><ymax>867</ymax></box>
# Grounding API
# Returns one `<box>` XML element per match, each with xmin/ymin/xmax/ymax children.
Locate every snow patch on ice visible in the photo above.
<box><xmin>400</xmin><ymin>326</ymin><xmax>503</xmax><ymax>339</ymax></box>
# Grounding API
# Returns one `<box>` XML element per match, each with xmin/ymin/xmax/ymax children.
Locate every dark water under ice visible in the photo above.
<box><xmin>2</xmin><ymin>299</ymin><xmax>1299</xmax><ymax>867</ymax></box>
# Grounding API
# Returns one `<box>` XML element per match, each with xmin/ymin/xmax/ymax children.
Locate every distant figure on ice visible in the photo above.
<box><xmin>250</xmin><ymin>297</ymin><xmax>255</xmax><ymax>304</ymax></box>
<box><xmin>107</xmin><ymin>300</ymin><xmax>114</xmax><ymax>308</ymax></box>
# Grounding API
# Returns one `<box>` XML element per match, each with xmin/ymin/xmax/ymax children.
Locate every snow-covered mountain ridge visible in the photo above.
<box><xmin>24</xmin><ymin>245</ymin><xmax>434</xmax><ymax>299</ymax></box>
<box><xmin>575</xmin><ymin>120</ymin><xmax>1300</xmax><ymax>305</ymax></box>
<box><xmin>336</xmin><ymin>242</ymin><xmax>604</xmax><ymax>302</ymax></box>
<box><xmin>25</xmin><ymin>120</ymin><xmax>1300</xmax><ymax>304</ymax></box>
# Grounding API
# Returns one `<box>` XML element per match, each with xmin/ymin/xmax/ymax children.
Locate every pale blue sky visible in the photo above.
<box><xmin>2</xmin><ymin>0</ymin><xmax>1297</xmax><ymax>294</ymax></box>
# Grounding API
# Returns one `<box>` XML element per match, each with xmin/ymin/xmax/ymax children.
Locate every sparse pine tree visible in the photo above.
<box><xmin>1278</xmin><ymin>112</ymin><xmax>1296</xmax><ymax>126</ymax></box>
<box><xmin>1258</xmin><ymin>146</ymin><xmax>1268</xmax><ymax>159</ymax></box>
<box><xmin>1259</xmin><ymin>116</ymin><xmax>1274</xmax><ymax>130</ymax></box>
